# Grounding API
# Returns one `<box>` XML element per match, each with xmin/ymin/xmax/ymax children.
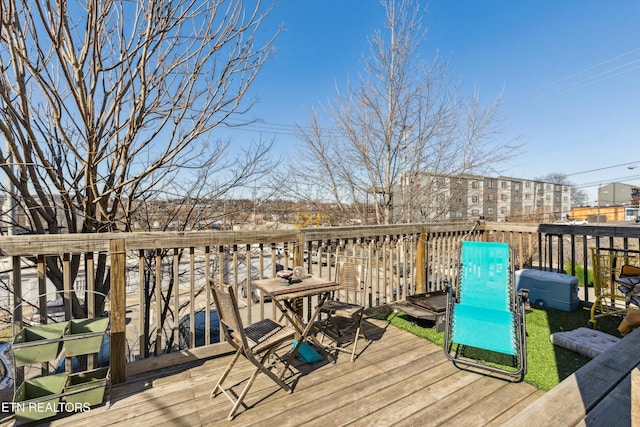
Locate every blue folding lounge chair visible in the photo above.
<box><xmin>444</xmin><ymin>241</ymin><xmax>528</xmax><ymax>380</ymax></box>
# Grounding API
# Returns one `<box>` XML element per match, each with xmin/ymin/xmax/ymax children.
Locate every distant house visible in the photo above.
<box><xmin>598</xmin><ymin>182</ymin><xmax>640</xmax><ymax>207</ymax></box>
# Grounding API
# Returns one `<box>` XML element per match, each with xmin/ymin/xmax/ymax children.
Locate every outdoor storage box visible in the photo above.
<box><xmin>515</xmin><ymin>269</ymin><xmax>579</xmax><ymax>312</ymax></box>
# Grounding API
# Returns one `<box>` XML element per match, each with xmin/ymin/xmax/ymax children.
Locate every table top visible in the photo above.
<box><xmin>253</xmin><ymin>276</ymin><xmax>340</xmax><ymax>300</ymax></box>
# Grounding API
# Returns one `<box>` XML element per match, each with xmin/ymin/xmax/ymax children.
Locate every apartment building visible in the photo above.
<box><xmin>399</xmin><ymin>173</ymin><xmax>571</xmax><ymax>223</ymax></box>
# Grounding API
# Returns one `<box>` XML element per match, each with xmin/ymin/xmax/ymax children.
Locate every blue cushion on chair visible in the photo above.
<box><xmin>292</xmin><ymin>340</ymin><xmax>323</xmax><ymax>363</ymax></box>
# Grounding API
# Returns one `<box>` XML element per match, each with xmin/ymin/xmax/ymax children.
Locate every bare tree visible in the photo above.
<box><xmin>292</xmin><ymin>0</ymin><xmax>519</xmax><ymax>224</ymax></box>
<box><xmin>0</xmin><ymin>0</ymin><xmax>279</xmax><ymax>315</ymax></box>
<box><xmin>536</xmin><ymin>172</ymin><xmax>587</xmax><ymax>208</ymax></box>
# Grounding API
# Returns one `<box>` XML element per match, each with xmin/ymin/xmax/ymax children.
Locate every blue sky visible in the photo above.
<box><xmin>221</xmin><ymin>1</ymin><xmax>640</xmax><ymax>204</ymax></box>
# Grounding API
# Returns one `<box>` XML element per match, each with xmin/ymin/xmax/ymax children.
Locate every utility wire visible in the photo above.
<box><xmin>566</xmin><ymin>160</ymin><xmax>640</xmax><ymax>177</ymax></box>
<box><xmin>219</xmin><ymin>48</ymin><xmax>640</xmax><ymax>139</ymax></box>
<box><xmin>508</xmin><ymin>47</ymin><xmax>640</xmax><ymax>102</ymax></box>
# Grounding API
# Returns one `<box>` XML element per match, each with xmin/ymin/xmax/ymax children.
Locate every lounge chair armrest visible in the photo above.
<box><xmin>446</xmin><ymin>281</ymin><xmax>459</xmax><ymax>303</ymax></box>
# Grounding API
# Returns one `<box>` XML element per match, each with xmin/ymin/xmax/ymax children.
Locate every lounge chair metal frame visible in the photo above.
<box><xmin>444</xmin><ymin>241</ymin><xmax>528</xmax><ymax>380</ymax></box>
<box><xmin>209</xmin><ymin>280</ymin><xmax>296</xmax><ymax>420</ymax></box>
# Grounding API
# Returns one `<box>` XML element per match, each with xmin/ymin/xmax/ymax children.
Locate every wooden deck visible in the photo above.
<box><xmin>1</xmin><ymin>318</ymin><xmax>543</xmax><ymax>426</ymax></box>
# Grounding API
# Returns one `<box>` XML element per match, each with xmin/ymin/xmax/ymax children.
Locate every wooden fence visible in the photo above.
<box><xmin>3</xmin><ymin>221</ymin><xmax>640</xmax><ymax>383</ymax></box>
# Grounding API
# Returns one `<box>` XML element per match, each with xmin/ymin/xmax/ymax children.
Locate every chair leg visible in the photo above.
<box><xmin>254</xmin><ymin>349</ymin><xmax>292</xmax><ymax>393</ymax></box>
<box><xmin>350</xmin><ymin>326</ymin><xmax>360</xmax><ymax>362</ymax></box>
<box><xmin>225</xmin><ymin>365</ymin><xmax>262</xmax><ymax>420</ymax></box>
<box><xmin>350</xmin><ymin>311</ymin><xmax>367</xmax><ymax>362</ymax></box>
<box><xmin>217</xmin><ymin>348</ymin><xmax>292</xmax><ymax>421</ymax></box>
<box><xmin>211</xmin><ymin>348</ymin><xmax>242</xmax><ymax>398</ymax></box>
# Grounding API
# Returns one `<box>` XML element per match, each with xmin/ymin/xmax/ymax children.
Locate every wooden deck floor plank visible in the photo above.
<box><xmin>302</xmin><ymin>359</ymin><xmax>459</xmax><ymax>427</ymax></box>
<box><xmin>202</xmin><ymin>328</ymin><xmax>439</xmax><ymax>425</ymax></box>
<box><xmin>93</xmin><ymin>318</ymin><xmax>405</xmax><ymax>420</ymax></box>
<box><xmin>395</xmin><ymin>374</ymin><xmax>504</xmax><ymax>426</ymax></box>
<box><xmin>488</xmin><ymin>388</ymin><xmax>545</xmax><ymax>426</ymax></box>
<box><xmin>49</xmin><ymin>384</ymin><xmax>201</xmax><ymax>426</ymax></box>
<box><xmin>401</xmin><ymin>378</ymin><xmax>542</xmax><ymax>426</ymax></box>
<box><xmin>246</xmin><ymin>342</ymin><xmax>448</xmax><ymax>426</ymax></box>
<box><xmin>444</xmin><ymin>377</ymin><xmax>543</xmax><ymax>426</ymax></box>
<box><xmin>348</xmin><ymin>370</ymin><xmax>484</xmax><ymax>426</ymax></box>
<box><xmin>2</xmin><ymin>319</ymin><xmax>544</xmax><ymax>426</ymax></box>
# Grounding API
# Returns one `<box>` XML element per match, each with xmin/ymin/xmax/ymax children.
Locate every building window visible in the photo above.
<box><xmin>488</xmin><ymin>180</ymin><xmax>495</xmax><ymax>188</ymax></box>
<box><xmin>501</xmin><ymin>194</ymin><xmax>508</xmax><ymax>201</ymax></box>
<box><xmin>471</xmin><ymin>196</ymin><xmax>479</xmax><ymax>203</ymax></box>
<box><xmin>472</xmin><ymin>180</ymin><xmax>479</xmax><ymax>189</ymax></box>
<box><xmin>471</xmin><ymin>209</ymin><xmax>480</xmax><ymax>216</ymax></box>
<box><xmin>501</xmin><ymin>181</ymin><xmax>508</xmax><ymax>189</ymax></box>
<box><xmin>500</xmin><ymin>207</ymin><xmax>507</xmax><ymax>214</ymax></box>
<box><xmin>525</xmin><ymin>182</ymin><xmax>531</xmax><ymax>189</ymax></box>
<box><xmin>488</xmin><ymin>194</ymin><xmax>495</xmax><ymax>201</ymax></box>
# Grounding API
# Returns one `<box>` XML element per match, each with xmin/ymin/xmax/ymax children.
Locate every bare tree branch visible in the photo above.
<box><xmin>0</xmin><ymin>0</ymin><xmax>279</xmax><ymax>313</ymax></box>
<box><xmin>291</xmin><ymin>0</ymin><xmax>521</xmax><ymax>224</ymax></box>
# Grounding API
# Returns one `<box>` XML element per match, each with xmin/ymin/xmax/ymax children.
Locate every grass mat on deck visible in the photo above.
<box><xmin>382</xmin><ymin>305</ymin><xmax>622</xmax><ymax>391</ymax></box>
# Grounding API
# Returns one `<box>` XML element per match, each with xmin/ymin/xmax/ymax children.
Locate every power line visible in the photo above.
<box><xmin>505</xmin><ymin>63</ymin><xmax>640</xmax><ymax>114</ymax></box>
<box><xmin>573</xmin><ymin>173</ymin><xmax>640</xmax><ymax>190</ymax></box>
<box><xmin>218</xmin><ymin>48</ymin><xmax>640</xmax><ymax>140</ymax></box>
<box><xmin>510</xmin><ymin>47</ymin><xmax>640</xmax><ymax>102</ymax></box>
<box><xmin>566</xmin><ymin>160</ymin><xmax>640</xmax><ymax>177</ymax></box>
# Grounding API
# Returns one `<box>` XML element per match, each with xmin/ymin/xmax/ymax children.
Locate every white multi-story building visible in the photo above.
<box><xmin>396</xmin><ymin>173</ymin><xmax>571</xmax><ymax>223</ymax></box>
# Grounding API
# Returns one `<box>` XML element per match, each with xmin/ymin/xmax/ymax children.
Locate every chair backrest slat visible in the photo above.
<box><xmin>210</xmin><ymin>280</ymin><xmax>245</xmax><ymax>347</ymax></box>
<box><xmin>335</xmin><ymin>256</ymin><xmax>366</xmax><ymax>293</ymax></box>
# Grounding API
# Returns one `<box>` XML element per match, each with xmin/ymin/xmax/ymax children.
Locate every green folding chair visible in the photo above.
<box><xmin>444</xmin><ymin>241</ymin><xmax>528</xmax><ymax>380</ymax></box>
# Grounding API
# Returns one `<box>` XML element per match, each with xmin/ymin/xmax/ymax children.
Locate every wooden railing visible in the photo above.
<box><xmin>3</xmin><ymin>221</ymin><xmax>640</xmax><ymax>384</ymax></box>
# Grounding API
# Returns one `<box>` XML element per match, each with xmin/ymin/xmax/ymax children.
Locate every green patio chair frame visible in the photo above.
<box><xmin>444</xmin><ymin>241</ymin><xmax>528</xmax><ymax>380</ymax></box>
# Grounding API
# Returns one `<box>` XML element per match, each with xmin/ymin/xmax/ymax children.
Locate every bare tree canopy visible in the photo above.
<box><xmin>0</xmin><ymin>0</ymin><xmax>278</xmax><ymax>235</ymax></box>
<box><xmin>292</xmin><ymin>0</ymin><xmax>520</xmax><ymax>225</ymax></box>
<box><xmin>0</xmin><ymin>0</ymin><xmax>279</xmax><ymax>313</ymax></box>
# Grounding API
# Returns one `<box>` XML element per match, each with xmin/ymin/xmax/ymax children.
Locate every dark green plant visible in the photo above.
<box><xmin>565</xmin><ymin>263</ymin><xmax>594</xmax><ymax>287</ymax></box>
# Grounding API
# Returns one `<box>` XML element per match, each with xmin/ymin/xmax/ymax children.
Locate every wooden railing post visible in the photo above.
<box><xmin>110</xmin><ymin>239</ymin><xmax>127</xmax><ymax>384</ymax></box>
<box><xmin>294</xmin><ymin>231</ymin><xmax>305</xmax><ymax>267</ymax></box>
<box><xmin>416</xmin><ymin>227</ymin><xmax>426</xmax><ymax>294</ymax></box>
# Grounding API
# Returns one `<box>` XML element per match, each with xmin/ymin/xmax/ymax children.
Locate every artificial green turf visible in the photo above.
<box><xmin>383</xmin><ymin>305</ymin><xmax>623</xmax><ymax>391</ymax></box>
